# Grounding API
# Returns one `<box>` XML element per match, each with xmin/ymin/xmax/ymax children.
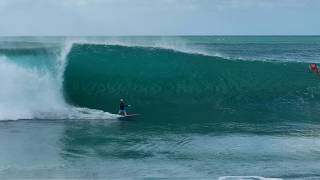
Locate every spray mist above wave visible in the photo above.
<box><xmin>61</xmin><ymin>38</ymin><xmax>222</xmax><ymax>58</ymax></box>
<box><xmin>61</xmin><ymin>38</ymin><xmax>316</xmax><ymax>63</ymax></box>
<box><xmin>2</xmin><ymin>36</ymin><xmax>319</xmax><ymax>63</ymax></box>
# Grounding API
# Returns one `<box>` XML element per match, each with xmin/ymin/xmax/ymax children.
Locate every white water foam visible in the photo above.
<box><xmin>0</xmin><ymin>50</ymin><xmax>118</xmax><ymax>120</ymax></box>
<box><xmin>0</xmin><ymin>56</ymin><xmax>65</xmax><ymax>120</ymax></box>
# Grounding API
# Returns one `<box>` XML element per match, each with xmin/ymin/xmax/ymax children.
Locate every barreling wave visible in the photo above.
<box><xmin>1</xmin><ymin>39</ymin><xmax>320</xmax><ymax>122</ymax></box>
<box><xmin>63</xmin><ymin>43</ymin><xmax>320</xmax><ymax>123</ymax></box>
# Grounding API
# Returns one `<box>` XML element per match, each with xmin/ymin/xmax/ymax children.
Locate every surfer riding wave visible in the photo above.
<box><xmin>118</xmin><ymin>99</ymin><xmax>130</xmax><ymax>116</ymax></box>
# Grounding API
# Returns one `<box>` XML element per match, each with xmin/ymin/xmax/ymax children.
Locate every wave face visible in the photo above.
<box><xmin>64</xmin><ymin>43</ymin><xmax>320</xmax><ymax>124</ymax></box>
<box><xmin>1</xmin><ymin>37</ymin><xmax>320</xmax><ymax>123</ymax></box>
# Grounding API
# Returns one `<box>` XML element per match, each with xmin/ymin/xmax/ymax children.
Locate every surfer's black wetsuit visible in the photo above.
<box><xmin>120</xmin><ymin>102</ymin><xmax>126</xmax><ymax>110</ymax></box>
<box><xmin>119</xmin><ymin>101</ymin><xmax>129</xmax><ymax>115</ymax></box>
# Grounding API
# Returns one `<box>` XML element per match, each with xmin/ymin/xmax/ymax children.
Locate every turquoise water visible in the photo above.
<box><xmin>1</xmin><ymin>36</ymin><xmax>320</xmax><ymax>179</ymax></box>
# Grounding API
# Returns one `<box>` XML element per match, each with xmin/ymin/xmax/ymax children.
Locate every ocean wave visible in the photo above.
<box><xmin>63</xmin><ymin>43</ymin><xmax>320</xmax><ymax>123</ymax></box>
<box><xmin>1</xmin><ymin>39</ymin><xmax>320</xmax><ymax>122</ymax></box>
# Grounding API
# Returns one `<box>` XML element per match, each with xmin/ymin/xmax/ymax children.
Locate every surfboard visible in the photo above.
<box><xmin>118</xmin><ymin>114</ymin><xmax>140</xmax><ymax>120</ymax></box>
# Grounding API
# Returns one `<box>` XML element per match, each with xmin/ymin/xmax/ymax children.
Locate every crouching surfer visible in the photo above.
<box><xmin>118</xmin><ymin>99</ymin><xmax>130</xmax><ymax>116</ymax></box>
<box><xmin>309</xmin><ymin>63</ymin><xmax>319</xmax><ymax>74</ymax></box>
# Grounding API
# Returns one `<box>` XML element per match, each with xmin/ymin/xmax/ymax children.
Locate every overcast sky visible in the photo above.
<box><xmin>0</xmin><ymin>0</ymin><xmax>319</xmax><ymax>36</ymax></box>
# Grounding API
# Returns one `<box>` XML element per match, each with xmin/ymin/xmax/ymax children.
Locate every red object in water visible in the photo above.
<box><xmin>309</xmin><ymin>63</ymin><xmax>319</xmax><ymax>74</ymax></box>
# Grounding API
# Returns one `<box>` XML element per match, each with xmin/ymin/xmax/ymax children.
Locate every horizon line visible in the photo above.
<box><xmin>0</xmin><ymin>35</ymin><xmax>320</xmax><ymax>37</ymax></box>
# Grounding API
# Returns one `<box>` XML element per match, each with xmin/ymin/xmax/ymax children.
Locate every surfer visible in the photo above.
<box><xmin>118</xmin><ymin>99</ymin><xmax>130</xmax><ymax>116</ymax></box>
<box><xmin>309</xmin><ymin>63</ymin><xmax>319</xmax><ymax>74</ymax></box>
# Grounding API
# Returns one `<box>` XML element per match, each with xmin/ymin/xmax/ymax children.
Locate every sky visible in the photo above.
<box><xmin>0</xmin><ymin>0</ymin><xmax>319</xmax><ymax>36</ymax></box>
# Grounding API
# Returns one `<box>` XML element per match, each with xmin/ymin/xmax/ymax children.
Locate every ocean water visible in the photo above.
<box><xmin>1</xmin><ymin>36</ymin><xmax>320</xmax><ymax>179</ymax></box>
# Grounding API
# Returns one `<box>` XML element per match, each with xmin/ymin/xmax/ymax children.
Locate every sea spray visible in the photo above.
<box><xmin>0</xmin><ymin>56</ymin><xmax>66</xmax><ymax>119</ymax></box>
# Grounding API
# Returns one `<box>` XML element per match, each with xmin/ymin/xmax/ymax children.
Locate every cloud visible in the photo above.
<box><xmin>0</xmin><ymin>0</ymin><xmax>319</xmax><ymax>35</ymax></box>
